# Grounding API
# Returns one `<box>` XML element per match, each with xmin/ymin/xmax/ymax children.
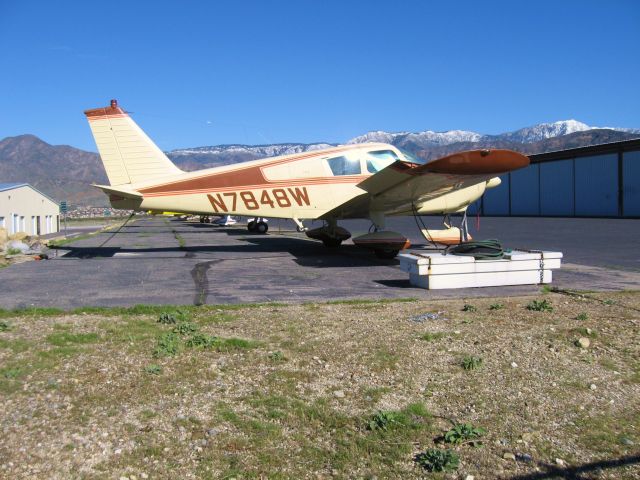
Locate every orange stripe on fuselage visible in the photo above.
<box><xmin>141</xmin><ymin>176</ymin><xmax>370</xmax><ymax>197</ymax></box>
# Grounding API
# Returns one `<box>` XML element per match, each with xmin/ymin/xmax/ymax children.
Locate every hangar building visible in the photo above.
<box><xmin>476</xmin><ymin>139</ymin><xmax>640</xmax><ymax>218</ymax></box>
<box><xmin>0</xmin><ymin>183</ymin><xmax>60</xmax><ymax>236</ymax></box>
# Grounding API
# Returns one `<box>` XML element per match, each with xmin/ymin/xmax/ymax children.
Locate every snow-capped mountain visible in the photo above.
<box><xmin>347</xmin><ymin>129</ymin><xmax>482</xmax><ymax>147</ymax></box>
<box><xmin>165</xmin><ymin>119</ymin><xmax>640</xmax><ymax>172</ymax></box>
<box><xmin>494</xmin><ymin>120</ymin><xmax>593</xmax><ymax>143</ymax></box>
<box><xmin>169</xmin><ymin>142</ymin><xmax>334</xmax><ymax>159</ymax></box>
<box><xmin>347</xmin><ymin>120</ymin><xmax>640</xmax><ymax>148</ymax></box>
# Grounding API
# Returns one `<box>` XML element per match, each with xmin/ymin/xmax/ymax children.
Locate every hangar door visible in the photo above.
<box><xmin>510</xmin><ymin>164</ymin><xmax>540</xmax><ymax>215</ymax></box>
<box><xmin>623</xmin><ymin>151</ymin><xmax>640</xmax><ymax>217</ymax></box>
<box><xmin>574</xmin><ymin>154</ymin><xmax>618</xmax><ymax>217</ymax></box>
<box><xmin>540</xmin><ymin>159</ymin><xmax>574</xmax><ymax>216</ymax></box>
<box><xmin>482</xmin><ymin>174</ymin><xmax>509</xmax><ymax>215</ymax></box>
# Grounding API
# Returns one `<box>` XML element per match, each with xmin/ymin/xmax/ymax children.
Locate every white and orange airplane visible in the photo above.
<box><xmin>85</xmin><ymin>100</ymin><xmax>529</xmax><ymax>258</ymax></box>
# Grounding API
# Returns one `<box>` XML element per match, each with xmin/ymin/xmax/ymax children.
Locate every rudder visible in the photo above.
<box><xmin>84</xmin><ymin>99</ymin><xmax>183</xmax><ymax>186</ymax></box>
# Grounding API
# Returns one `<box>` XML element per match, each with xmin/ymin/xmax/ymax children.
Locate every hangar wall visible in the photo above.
<box><xmin>480</xmin><ymin>139</ymin><xmax>640</xmax><ymax>218</ymax></box>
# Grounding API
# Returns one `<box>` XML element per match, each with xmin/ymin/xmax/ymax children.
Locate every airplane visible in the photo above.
<box><xmin>84</xmin><ymin>100</ymin><xmax>529</xmax><ymax>258</ymax></box>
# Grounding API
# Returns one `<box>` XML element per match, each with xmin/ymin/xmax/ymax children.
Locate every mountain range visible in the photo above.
<box><xmin>1</xmin><ymin>120</ymin><xmax>638</xmax><ymax>206</ymax></box>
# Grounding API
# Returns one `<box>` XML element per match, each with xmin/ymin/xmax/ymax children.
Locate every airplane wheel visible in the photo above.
<box><xmin>322</xmin><ymin>238</ymin><xmax>342</xmax><ymax>248</ymax></box>
<box><xmin>256</xmin><ymin>221</ymin><xmax>269</xmax><ymax>234</ymax></box>
<box><xmin>374</xmin><ymin>248</ymin><xmax>399</xmax><ymax>259</ymax></box>
<box><xmin>247</xmin><ymin>221</ymin><xmax>257</xmax><ymax>232</ymax></box>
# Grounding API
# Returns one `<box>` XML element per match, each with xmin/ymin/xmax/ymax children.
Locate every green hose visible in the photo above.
<box><xmin>447</xmin><ymin>239</ymin><xmax>509</xmax><ymax>260</ymax></box>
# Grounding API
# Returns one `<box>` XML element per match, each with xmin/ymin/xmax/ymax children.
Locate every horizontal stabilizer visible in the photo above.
<box><xmin>92</xmin><ymin>184</ymin><xmax>143</xmax><ymax>199</ymax></box>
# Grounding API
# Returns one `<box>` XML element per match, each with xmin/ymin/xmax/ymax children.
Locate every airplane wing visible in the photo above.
<box><xmin>321</xmin><ymin>149</ymin><xmax>529</xmax><ymax>218</ymax></box>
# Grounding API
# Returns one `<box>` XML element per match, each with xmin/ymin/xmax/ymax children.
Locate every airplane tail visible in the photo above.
<box><xmin>84</xmin><ymin>99</ymin><xmax>183</xmax><ymax>186</ymax></box>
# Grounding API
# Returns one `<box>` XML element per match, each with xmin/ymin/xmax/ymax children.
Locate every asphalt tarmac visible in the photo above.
<box><xmin>2</xmin><ymin>216</ymin><xmax>639</xmax><ymax>309</ymax></box>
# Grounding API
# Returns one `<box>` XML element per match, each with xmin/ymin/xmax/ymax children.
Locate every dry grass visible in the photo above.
<box><xmin>0</xmin><ymin>291</ymin><xmax>639</xmax><ymax>479</ymax></box>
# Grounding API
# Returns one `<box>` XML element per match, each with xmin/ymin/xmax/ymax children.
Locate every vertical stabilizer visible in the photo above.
<box><xmin>84</xmin><ymin>100</ymin><xmax>183</xmax><ymax>186</ymax></box>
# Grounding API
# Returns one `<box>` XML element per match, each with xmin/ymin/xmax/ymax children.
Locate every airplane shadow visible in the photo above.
<box><xmin>507</xmin><ymin>454</ymin><xmax>640</xmax><ymax>480</ymax></box>
<box><xmin>50</xmin><ymin>235</ymin><xmax>401</xmax><ymax>269</ymax></box>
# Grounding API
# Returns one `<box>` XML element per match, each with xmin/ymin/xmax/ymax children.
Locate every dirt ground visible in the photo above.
<box><xmin>0</xmin><ymin>290</ymin><xmax>639</xmax><ymax>479</ymax></box>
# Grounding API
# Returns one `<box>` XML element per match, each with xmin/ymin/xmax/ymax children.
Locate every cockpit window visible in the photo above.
<box><xmin>399</xmin><ymin>148</ymin><xmax>425</xmax><ymax>165</ymax></box>
<box><xmin>365</xmin><ymin>150</ymin><xmax>399</xmax><ymax>173</ymax></box>
<box><xmin>327</xmin><ymin>155</ymin><xmax>361</xmax><ymax>176</ymax></box>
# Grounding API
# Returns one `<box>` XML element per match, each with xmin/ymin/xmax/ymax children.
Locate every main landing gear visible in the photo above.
<box><xmin>306</xmin><ymin>216</ymin><xmax>411</xmax><ymax>259</ymax></box>
<box><xmin>351</xmin><ymin>213</ymin><xmax>411</xmax><ymax>259</ymax></box>
<box><xmin>305</xmin><ymin>219</ymin><xmax>351</xmax><ymax>248</ymax></box>
<box><xmin>247</xmin><ymin>217</ymin><xmax>269</xmax><ymax>234</ymax></box>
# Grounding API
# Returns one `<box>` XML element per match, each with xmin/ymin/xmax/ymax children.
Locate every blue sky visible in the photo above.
<box><xmin>1</xmin><ymin>0</ymin><xmax>639</xmax><ymax>151</ymax></box>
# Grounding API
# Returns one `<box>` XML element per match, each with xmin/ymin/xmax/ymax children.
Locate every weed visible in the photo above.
<box><xmin>172</xmin><ymin>322</ymin><xmax>198</xmax><ymax>336</ymax></box>
<box><xmin>489</xmin><ymin>303</ymin><xmax>504</xmax><ymax>310</ymax></box>
<box><xmin>368</xmin><ymin>410</ymin><xmax>406</xmax><ymax>431</ymax></box>
<box><xmin>46</xmin><ymin>332</ymin><xmax>99</xmax><ymax>346</ymax></box>
<box><xmin>145</xmin><ymin>364</ymin><xmax>162</xmax><ymax>375</ymax></box>
<box><xmin>153</xmin><ymin>332</ymin><xmax>181</xmax><ymax>357</ymax></box>
<box><xmin>526</xmin><ymin>299</ymin><xmax>553</xmax><ymax>312</ymax></box>
<box><xmin>462</xmin><ymin>304</ymin><xmax>477</xmax><ymax>312</ymax></box>
<box><xmin>185</xmin><ymin>333</ymin><xmax>217</xmax><ymax>349</ymax></box>
<box><xmin>603</xmin><ymin>299</ymin><xmax>616</xmax><ymax>306</ymax></box>
<box><xmin>444</xmin><ymin>423</ymin><xmax>486</xmax><ymax>445</ymax></box>
<box><xmin>414</xmin><ymin>448</ymin><xmax>459</xmax><ymax>472</ymax></box>
<box><xmin>157</xmin><ymin>310</ymin><xmax>188</xmax><ymax>325</ymax></box>
<box><xmin>420</xmin><ymin>332</ymin><xmax>446</xmax><ymax>342</ymax></box>
<box><xmin>2</xmin><ymin>368</ymin><xmax>21</xmax><ymax>379</ymax></box>
<box><xmin>462</xmin><ymin>355</ymin><xmax>483</xmax><ymax>370</ymax></box>
<box><xmin>6</xmin><ymin>247</ymin><xmax>23</xmax><ymax>255</ymax></box>
<box><xmin>268</xmin><ymin>351</ymin><xmax>286</xmax><ymax>362</ymax></box>
<box><xmin>576</xmin><ymin>312</ymin><xmax>588</xmax><ymax>321</ymax></box>
<box><xmin>0</xmin><ymin>321</ymin><xmax>10</xmax><ymax>332</ymax></box>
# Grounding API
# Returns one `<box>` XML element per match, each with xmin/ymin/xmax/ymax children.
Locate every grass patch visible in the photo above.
<box><xmin>461</xmin><ymin>304</ymin><xmax>477</xmax><ymax>312</ymax></box>
<box><xmin>46</xmin><ymin>331</ymin><xmax>99</xmax><ymax>346</ymax></box>
<box><xmin>420</xmin><ymin>332</ymin><xmax>446</xmax><ymax>342</ymax></box>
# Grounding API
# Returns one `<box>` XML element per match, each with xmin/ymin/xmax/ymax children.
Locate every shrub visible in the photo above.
<box><xmin>576</xmin><ymin>312</ymin><xmax>588</xmax><ymax>321</ymax></box>
<box><xmin>489</xmin><ymin>303</ymin><xmax>504</xmax><ymax>310</ymax></box>
<box><xmin>414</xmin><ymin>448</ymin><xmax>459</xmax><ymax>472</ymax></box>
<box><xmin>461</xmin><ymin>304</ymin><xmax>477</xmax><ymax>312</ymax></box>
<box><xmin>0</xmin><ymin>321</ymin><xmax>10</xmax><ymax>332</ymax></box>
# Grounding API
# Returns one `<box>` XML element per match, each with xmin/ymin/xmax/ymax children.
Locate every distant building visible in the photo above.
<box><xmin>472</xmin><ymin>139</ymin><xmax>640</xmax><ymax>218</ymax></box>
<box><xmin>0</xmin><ymin>183</ymin><xmax>60</xmax><ymax>235</ymax></box>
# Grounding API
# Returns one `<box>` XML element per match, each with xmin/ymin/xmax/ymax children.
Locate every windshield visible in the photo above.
<box><xmin>398</xmin><ymin>148</ymin><xmax>426</xmax><ymax>165</ymax></box>
<box><xmin>365</xmin><ymin>150</ymin><xmax>399</xmax><ymax>173</ymax></box>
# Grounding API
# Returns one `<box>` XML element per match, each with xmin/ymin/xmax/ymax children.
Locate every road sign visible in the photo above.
<box><xmin>60</xmin><ymin>201</ymin><xmax>68</xmax><ymax>214</ymax></box>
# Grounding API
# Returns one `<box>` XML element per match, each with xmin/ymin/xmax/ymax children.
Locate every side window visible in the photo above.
<box><xmin>327</xmin><ymin>156</ymin><xmax>362</xmax><ymax>176</ymax></box>
<box><xmin>365</xmin><ymin>150</ymin><xmax>399</xmax><ymax>173</ymax></box>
